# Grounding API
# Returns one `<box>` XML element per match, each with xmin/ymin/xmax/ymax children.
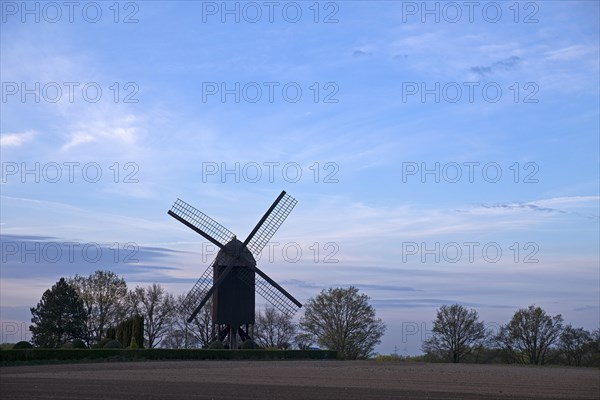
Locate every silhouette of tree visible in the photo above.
<box><xmin>497</xmin><ymin>305</ymin><xmax>563</xmax><ymax>365</ymax></box>
<box><xmin>254</xmin><ymin>305</ymin><xmax>296</xmax><ymax>349</ymax></box>
<box><xmin>299</xmin><ymin>286</ymin><xmax>386</xmax><ymax>359</ymax></box>
<box><xmin>560</xmin><ymin>325</ymin><xmax>593</xmax><ymax>366</ymax></box>
<box><xmin>128</xmin><ymin>283</ymin><xmax>175</xmax><ymax>348</ymax></box>
<box><xmin>30</xmin><ymin>278</ymin><xmax>88</xmax><ymax>348</ymax></box>
<box><xmin>422</xmin><ymin>304</ymin><xmax>486</xmax><ymax>363</ymax></box>
<box><xmin>163</xmin><ymin>293</ymin><xmax>215</xmax><ymax>349</ymax></box>
<box><xmin>69</xmin><ymin>270</ymin><xmax>128</xmax><ymax>345</ymax></box>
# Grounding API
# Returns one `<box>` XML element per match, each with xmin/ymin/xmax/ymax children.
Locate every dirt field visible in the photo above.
<box><xmin>1</xmin><ymin>360</ymin><xmax>598</xmax><ymax>399</ymax></box>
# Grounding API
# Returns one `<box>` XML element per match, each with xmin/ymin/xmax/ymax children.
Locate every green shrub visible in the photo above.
<box><xmin>129</xmin><ymin>336</ymin><xmax>139</xmax><ymax>349</ymax></box>
<box><xmin>13</xmin><ymin>341</ymin><xmax>33</xmax><ymax>349</ymax></box>
<box><xmin>208</xmin><ymin>340</ymin><xmax>224</xmax><ymax>349</ymax></box>
<box><xmin>72</xmin><ymin>339</ymin><xmax>87</xmax><ymax>349</ymax></box>
<box><xmin>0</xmin><ymin>349</ymin><xmax>337</xmax><ymax>364</ymax></box>
<box><xmin>241</xmin><ymin>340</ymin><xmax>259</xmax><ymax>349</ymax></box>
<box><xmin>105</xmin><ymin>327</ymin><xmax>116</xmax><ymax>340</ymax></box>
<box><xmin>92</xmin><ymin>338</ymin><xmax>113</xmax><ymax>349</ymax></box>
<box><xmin>103</xmin><ymin>339</ymin><xmax>123</xmax><ymax>349</ymax></box>
<box><xmin>62</xmin><ymin>342</ymin><xmax>74</xmax><ymax>349</ymax></box>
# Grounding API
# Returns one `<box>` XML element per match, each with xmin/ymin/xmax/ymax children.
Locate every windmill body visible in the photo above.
<box><xmin>168</xmin><ymin>191</ymin><xmax>301</xmax><ymax>349</ymax></box>
<box><xmin>212</xmin><ymin>238</ymin><xmax>256</xmax><ymax>327</ymax></box>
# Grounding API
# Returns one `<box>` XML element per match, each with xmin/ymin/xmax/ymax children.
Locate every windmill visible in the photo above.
<box><xmin>168</xmin><ymin>190</ymin><xmax>302</xmax><ymax>349</ymax></box>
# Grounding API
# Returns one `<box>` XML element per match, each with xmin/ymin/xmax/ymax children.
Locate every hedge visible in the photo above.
<box><xmin>0</xmin><ymin>349</ymin><xmax>337</xmax><ymax>364</ymax></box>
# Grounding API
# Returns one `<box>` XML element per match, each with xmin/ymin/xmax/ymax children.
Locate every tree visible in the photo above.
<box><xmin>188</xmin><ymin>296</ymin><xmax>216</xmax><ymax>348</ymax></box>
<box><xmin>299</xmin><ymin>287</ymin><xmax>386</xmax><ymax>359</ymax></box>
<box><xmin>107</xmin><ymin>314</ymin><xmax>145</xmax><ymax>349</ymax></box>
<box><xmin>128</xmin><ymin>283</ymin><xmax>175</xmax><ymax>348</ymax></box>
<box><xmin>69</xmin><ymin>270</ymin><xmax>128</xmax><ymax>345</ymax></box>
<box><xmin>422</xmin><ymin>304</ymin><xmax>485</xmax><ymax>363</ymax></box>
<box><xmin>30</xmin><ymin>278</ymin><xmax>88</xmax><ymax>348</ymax></box>
<box><xmin>590</xmin><ymin>329</ymin><xmax>600</xmax><ymax>367</ymax></box>
<box><xmin>497</xmin><ymin>305</ymin><xmax>563</xmax><ymax>365</ymax></box>
<box><xmin>559</xmin><ymin>325</ymin><xmax>593</xmax><ymax>366</ymax></box>
<box><xmin>254</xmin><ymin>305</ymin><xmax>296</xmax><ymax>349</ymax></box>
<box><xmin>294</xmin><ymin>332</ymin><xmax>316</xmax><ymax>350</ymax></box>
<box><xmin>163</xmin><ymin>293</ymin><xmax>215</xmax><ymax>349</ymax></box>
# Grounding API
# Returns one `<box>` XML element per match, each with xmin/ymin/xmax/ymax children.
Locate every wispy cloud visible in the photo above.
<box><xmin>0</xmin><ymin>234</ymin><xmax>183</xmax><ymax>281</ymax></box>
<box><xmin>372</xmin><ymin>298</ymin><xmax>515</xmax><ymax>309</ymax></box>
<box><xmin>0</xmin><ymin>131</ymin><xmax>36</xmax><ymax>147</ymax></box>
<box><xmin>545</xmin><ymin>45</ymin><xmax>597</xmax><ymax>61</ymax></box>
<box><xmin>478</xmin><ymin>196</ymin><xmax>600</xmax><ymax>220</ymax></box>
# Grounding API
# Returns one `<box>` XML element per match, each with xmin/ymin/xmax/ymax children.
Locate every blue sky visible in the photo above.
<box><xmin>1</xmin><ymin>1</ymin><xmax>598</xmax><ymax>355</ymax></box>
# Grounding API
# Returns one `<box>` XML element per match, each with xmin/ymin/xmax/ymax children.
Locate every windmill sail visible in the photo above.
<box><xmin>238</xmin><ymin>266</ymin><xmax>301</xmax><ymax>317</ymax></box>
<box><xmin>169</xmin><ymin>198</ymin><xmax>235</xmax><ymax>248</ymax></box>
<box><xmin>179</xmin><ymin>260</ymin><xmax>215</xmax><ymax>316</ymax></box>
<box><xmin>244</xmin><ymin>191</ymin><xmax>297</xmax><ymax>256</ymax></box>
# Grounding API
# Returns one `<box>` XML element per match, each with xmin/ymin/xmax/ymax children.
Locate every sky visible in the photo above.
<box><xmin>1</xmin><ymin>0</ymin><xmax>599</xmax><ymax>355</ymax></box>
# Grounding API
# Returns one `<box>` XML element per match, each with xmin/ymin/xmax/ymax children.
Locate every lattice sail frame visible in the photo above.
<box><xmin>179</xmin><ymin>260</ymin><xmax>215</xmax><ymax>315</ymax></box>
<box><xmin>238</xmin><ymin>268</ymin><xmax>299</xmax><ymax>317</ymax></box>
<box><xmin>245</xmin><ymin>192</ymin><xmax>298</xmax><ymax>256</ymax></box>
<box><xmin>170</xmin><ymin>199</ymin><xmax>235</xmax><ymax>247</ymax></box>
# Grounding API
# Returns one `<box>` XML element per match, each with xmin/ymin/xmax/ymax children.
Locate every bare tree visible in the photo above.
<box><xmin>422</xmin><ymin>304</ymin><xmax>485</xmax><ymax>363</ymax></box>
<box><xmin>188</xmin><ymin>297</ymin><xmax>216</xmax><ymax>348</ymax></box>
<box><xmin>129</xmin><ymin>283</ymin><xmax>176</xmax><ymax>348</ymax></box>
<box><xmin>163</xmin><ymin>293</ymin><xmax>216</xmax><ymax>349</ymax></box>
<box><xmin>294</xmin><ymin>332</ymin><xmax>316</xmax><ymax>350</ymax></box>
<box><xmin>161</xmin><ymin>328</ymin><xmax>196</xmax><ymax>349</ymax></box>
<box><xmin>254</xmin><ymin>305</ymin><xmax>296</xmax><ymax>349</ymax></box>
<box><xmin>497</xmin><ymin>305</ymin><xmax>563</xmax><ymax>365</ymax></box>
<box><xmin>559</xmin><ymin>325</ymin><xmax>593</xmax><ymax>366</ymax></box>
<box><xmin>69</xmin><ymin>270</ymin><xmax>127</xmax><ymax>345</ymax></box>
<box><xmin>299</xmin><ymin>287</ymin><xmax>386</xmax><ymax>359</ymax></box>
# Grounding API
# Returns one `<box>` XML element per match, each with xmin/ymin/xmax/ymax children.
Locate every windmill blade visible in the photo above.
<box><xmin>255</xmin><ymin>274</ymin><xmax>302</xmax><ymax>317</ymax></box>
<box><xmin>243</xmin><ymin>191</ymin><xmax>297</xmax><ymax>257</ymax></box>
<box><xmin>238</xmin><ymin>266</ymin><xmax>302</xmax><ymax>317</ymax></box>
<box><xmin>179</xmin><ymin>260</ymin><xmax>215</xmax><ymax>318</ymax></box>
<box><xmin>186</xmin><ymin>265</ymin><xmax>233</xmax><ymax>323</ymax></box>
<box><xmin>180</xmin><ymin>258</ymin><xmax>235</xmax><ymax>323</ymax></box>
<box><xmin>168</xmin><ymin>198</ymin><xmax>235</xmax><ymax>248</ymax></box>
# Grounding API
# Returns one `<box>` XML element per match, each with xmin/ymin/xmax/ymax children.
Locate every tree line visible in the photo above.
<box><xmin>27</xmin><ymin>270</ymin><xmax>386</xmax><ymax>359</ymax></box>
<box><xmin>26</xmin><ymin>270</ymin><xmax>598</xmax><ymax>365</ymax></box>
<box><xmin>419</xmin><ymin>303</ymin><xmax>599</xmax><ymax>367</ymax></box>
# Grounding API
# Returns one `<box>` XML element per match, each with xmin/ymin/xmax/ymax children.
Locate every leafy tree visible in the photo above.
<box><xmin>299</xmin><ymin>286</ymin><xmax>386</xmax><ymax>359</ymax></box>
<box><xmin>497</xmin><ymin>305</ymin><xmax>563</xmax><ymax>365</ymax></box>
<box><xmin>559</xmin><ymin>325</ymin><xmax>593</xmax><ymax>366</ymax></box>
<box><xmin>590</xmin><ymin>329</ymin><xmax>600</xmax><ymax>367</ymax></box>
<box><xmin>111</xmin><ymin>314</ymin><xmax>144</xmax><ymax>349</ymax></box>
<box><xmin>128</xmin><ymin>283</ymin><xmax>175</xmax><ymax>348</ymax></box>
<box><xmin>69</xmin><ymin>270</ymin><xmax>127</xmax><ymax>345</ymax></box>
<box><xmin>30</xmin><ymin>278</ymin><xmax>88</xmax><ymax>348</ymax></box>
<box><xmin>254</xmin><ymin>305</ymin><xmax>296</xmax><ymax>349</ymax></box>
<box><xmin>422</xmin><ymin>304</ymin><xmax>486</xmax><ymax>363</ymax></box>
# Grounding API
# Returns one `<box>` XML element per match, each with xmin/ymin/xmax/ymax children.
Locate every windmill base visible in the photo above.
<box><xmin>216</xmin><ymin>324</ymin><xmax>253</xmax><ymax>349</ymax></box>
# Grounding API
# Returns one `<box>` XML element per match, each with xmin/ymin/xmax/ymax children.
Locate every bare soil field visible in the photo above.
<box><xmin>1</xmin><ymin>360</ymin><xmax>598</xmax><ymax>399</ymax></box>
